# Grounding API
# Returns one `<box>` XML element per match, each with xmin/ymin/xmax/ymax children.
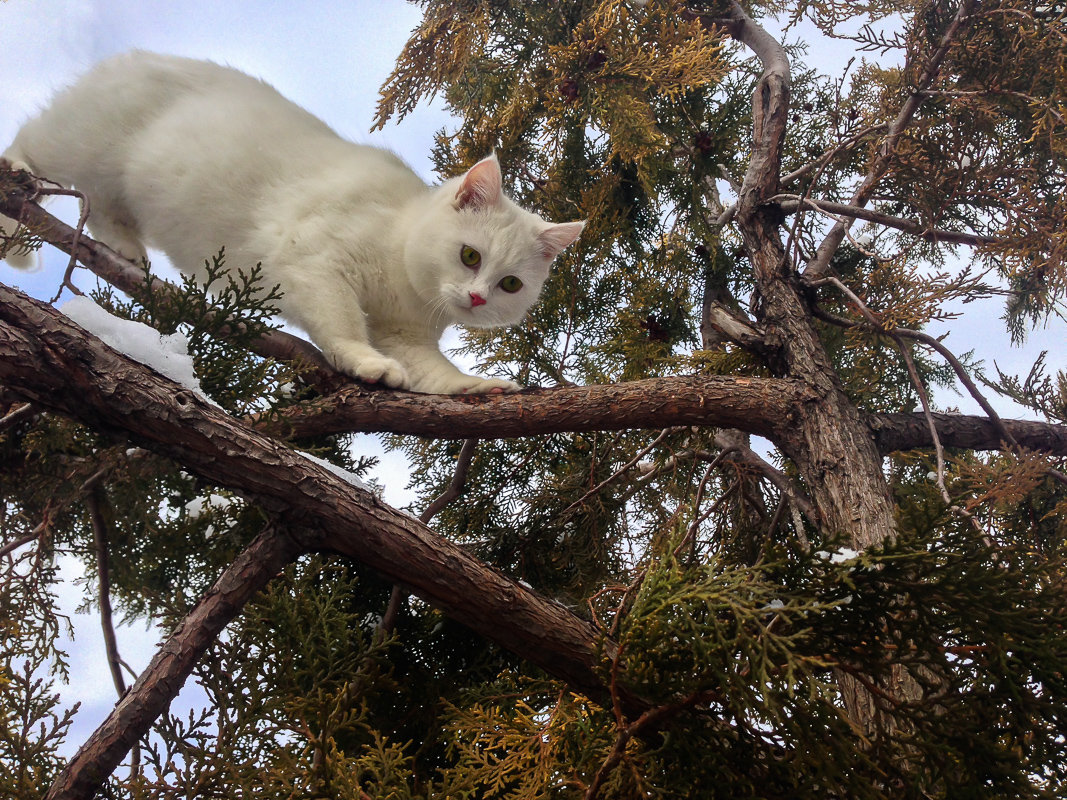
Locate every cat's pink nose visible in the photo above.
<box><xmin>469</xmin><ymin>292</ymin><xmax>487</xmax><ymax>307</ymax></box>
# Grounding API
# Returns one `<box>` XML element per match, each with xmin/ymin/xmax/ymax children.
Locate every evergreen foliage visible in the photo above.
<box><xmin>2</xmin><ymin>1</ymin><xmax>1067</xmax><ymax>798</ymax></box>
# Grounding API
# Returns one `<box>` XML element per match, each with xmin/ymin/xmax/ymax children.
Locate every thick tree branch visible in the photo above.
<box><xmin>0</xmin><ymin>284</ymin><xmax>621</xmax><ymax>691</ymax></box>
<box><xmin>0</xmin><ymin>283</ymin><xmax>640</xmax><ymax>799</ymax></box>
<box><xmin>869</xmin><ymin>411</ymin><xmax>1067</xmax><ymax>456</ymax></box>
<box><xmin>688</xmin><ymin>2</ymin><xmax>791</xmax><ymax>213</ymax></box>
<box><xmin>251</xmin><ymin>374</ymin><xmax>810</xmax><ymax>441</ymax></box>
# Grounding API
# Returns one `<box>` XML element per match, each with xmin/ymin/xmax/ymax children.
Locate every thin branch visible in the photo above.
<box><xmin>811</xmin><ymin>297</ymin><xmax>1019</xmax><ymax>449</ymax></box>
<box><xmin>712</xmin><ymin>431</ymin><xmax>818</xmax><ymax>526</ymax></box>
<box><xmin>774</xmin><ymin>194</ymin><xmax>1009</xmax><ymax>247</ymax></box>
<box><xmin>86</xmin><ymin>487</ymin><xmax>142</xmax><ymax>773</ymax></box>
<box><xmin>0</xmin><ymin>400</ymin><xmax>37</xmax><ymax>431</ymax></box>
<box><xmin>419</xmin><ymin>438</ymin><xmax>480</xmax><ymax>524</ymax></box>
<box><xmin>584</xmin><ymin>687</ymin><xmax>719</xmax><ymax>800</ymax></box>
<box><xmin>27</xmin><ymin>183</ymin><xmax>92</xmax><ymax>303</ymax></box>
<box><xmin>0</xmin><ymin>523</ymin><xmax>46</xmax><ymax>560</ymax></box>
<box><xmin>376</xmin><ymin>437</ymin><xmax>481</xmax><ymax>642</ymax></box>
<box><xmin>780</xmin><ymin>123</ymin><xmax>889</xmax><ymax>187</ymax></box>
<box><xmin>0</xmin><ymin>172</ymin><xmax>341</xmax><ymax>388</ymax></box>
<box><xmin>561</xmin><ymin>428</ymin><xmax>679</xmax><ymax>519</ymax></box>
<box><xmin>86</xmin><ymin>490</ymin><xmax>127</xmax><ymax>699</ymax></box>
<box><xmin>894</xmin><ymin>333</ymin><xmax>951</xmax><ymax>503</ymax></box>
<box><xmin>683</xmin><ymin>469</ymin><xmax>736</xmax><ymax>552</ymax></box>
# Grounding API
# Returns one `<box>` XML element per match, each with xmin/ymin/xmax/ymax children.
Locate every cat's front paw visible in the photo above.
<box><xmin>459</xmin><ymin>377</ymin><xmax>523</xmax><ymax>395</ymax></box>
<box><xmin>328</xmin><ymin>348</ymin><xmax>411</xmax><ymax>390</ymax></box>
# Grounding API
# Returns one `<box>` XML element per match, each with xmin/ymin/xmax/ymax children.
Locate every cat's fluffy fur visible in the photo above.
<box><xmin>0</xmin><ymin>51</ymin><xmax>583</xmax><ymax>393</ymax></box>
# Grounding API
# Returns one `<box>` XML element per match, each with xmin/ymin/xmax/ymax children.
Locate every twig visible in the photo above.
<box><xmin>894</xmin><ymin>333</ymin><xmax>951</xmax><ymax>503</ymax></box>
<box><xmin>86</xmin><ymin>487</ymin><xmax>141</xmax><ymax>773</ymax></box>
<box><xmin>810</xmin><ymin>294</ymin><xmax>1019</xmax><ymax>449</ymax></box>
<box><xmin>681</xmin><ymin>474</ymin><xmax>739</xmax><ymax>558</ymax></box>
<box><xmin>86</xmin><ymin>491</ymin><xmax>127</xmax><ymax>699</ymax></box>
<box><xmin>374</xmin><ymin>438</ymin><xmax>481</xmax><ymax>643</ymax></box>
<box><xmin>773</xmin><ymin>194</ymin><xmax>1008</xmax><ymax>247</ymax></box>
<box><xmin>0</xmin><ymin>401</ymin><xmax>37</xmax><ymax>431</ymax></box>
<box><xmin>0</xmin><ymin>174</ymin><xmax>341</xmax><ymax>386</ymax></box>
<box><xmin>561</xmin><ymin>429</ymin><xmax>678</xmax><ymax>519</ymax></box>
<box><xmin>585</xmin><ymin>679</ymin><xmax>719</xmax><ymax>800</ymax></box>
<box><xmin>0</xmin><ymin>523</ymin><xmax>46</xmax><ymax>560</ymax></box>
<box><xmin>780</xmin><ymin>123</ymin><xmax>889</xmax><ymax>187</ymax></box>
<box><xmin>419</xmin><ymin>438</ymin><xmax>480</xmax><ymax>524</ymax></box>
<box><xmin>713</xmin><ymin>430</ymin><xmax>819</xmax><ymax>526</ymax></box>
<box><xmin>30</xmin><ymin>185</ymin><xmax>91</xmax><ymax>303</ymax></box>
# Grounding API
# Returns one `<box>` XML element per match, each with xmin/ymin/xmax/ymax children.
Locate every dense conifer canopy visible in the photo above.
<box><xmin>2</xmin><ymin>1</ymin><xmax>1066</xmax><ymax>798</ymax></box>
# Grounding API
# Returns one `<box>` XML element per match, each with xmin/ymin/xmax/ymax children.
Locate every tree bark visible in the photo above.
<box><xmin>254</xmin><ymin>374</ymin><xmax>809</xmax><ymax>440</ymax></box>
<box><xmin>698</xmin><ymin>0</ymin><xmax>930</xmax><ymax>739</ymax></box>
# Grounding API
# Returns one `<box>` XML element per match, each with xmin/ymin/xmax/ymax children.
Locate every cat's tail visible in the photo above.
<box><xmin>1</xmin><ymin>146</ymin><xmax>41</xmax><ymax>271</ymax></box>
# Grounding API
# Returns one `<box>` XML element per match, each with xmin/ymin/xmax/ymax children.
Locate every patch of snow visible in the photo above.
<box><xmin>816</xmin><ymin>547</ymin><xmax>860</xmax><ymax>564</ymax></box>
<box><xmin>184</xmin><ymin>493</ymin><xmax>235</xmax><ymax>520</ymax></box>
<box><xmin>299</xmin><ymin>451</ymin><xmax>371</xmax><ymax>492</ymax></box>
<box><xmin>60</xmin><ymin>296</ymin><xmax>207</xmax><ymax>398</ymax></box>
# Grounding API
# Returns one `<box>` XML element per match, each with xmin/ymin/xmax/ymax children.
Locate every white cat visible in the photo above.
<box><xmin>0</xmin><ymin>51</ymin><xmax>583</xmax><ymax>394</ymax></box>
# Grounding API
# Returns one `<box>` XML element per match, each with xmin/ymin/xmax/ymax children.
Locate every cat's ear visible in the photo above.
<box><xmin>536</xmin><ymin>220</ymin><xmax>585</xmax><ymax>260</ymax></box>
<box><xmin>454</xmin><ymin>154</ymin><xmax>503</xmax><ymax>211</ymax></box>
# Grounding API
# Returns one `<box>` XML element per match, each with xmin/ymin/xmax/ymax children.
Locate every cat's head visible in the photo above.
<box><xmin>407</xmin><ymin>154</ymin><xmax>584</xmax><ymax>330</ymax></box>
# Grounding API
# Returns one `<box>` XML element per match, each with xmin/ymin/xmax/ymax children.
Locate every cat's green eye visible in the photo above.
<box><xmin>499</xmin><ymin>275</ymin><xmax>523</xmax><ymax>293</ymax></box>
<box><xmin>460</xmin><ymin>245</ymin><xmax>481</xmax><ymax>268</ymax></box>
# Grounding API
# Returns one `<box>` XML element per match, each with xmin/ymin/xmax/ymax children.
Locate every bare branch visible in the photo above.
<box><xmin>811</xmin><ymin>298</ymin><xmax>1020</xmax><ymax>450</ymax></box>
<box><xmin>250</xmin><ymin>375</ymin><xmax>806</xmax><ymax>442</ymax></box>
<box><xmin>0</xmin><ymin>283</ymin><xmax>647</xmax><ymax>800</ymax></box>
<box><xmin>712</xmin><ymin>431</ymin><xmax>818</xmax><ymax>525</ymax></box>
<box><xmin>85</xmin><ymin>489</ymin><xmax>128</xmax><ymax>700</ymax></box>
<box><xmin>685</xmin><ymin>2</ymin><xmax>790</xmax><ymax>212</ymax></box>
<box><xmin>0</xmin><ymin>523</ymin><xmax>45</xmax><ymax>560</ymax></box>
<box><xmin>0</xmin><ymin>401</ymin><xmax>36</xmax><ymax>431</ymax></box>
<box><xmin>419</xmin><ymin>437</ymin><xmax>480</xmax><ymax>524</ymax></box>
<box><xmin>774</xmin><ymin>194</ymin><xmax>1009</xmax><ymax>247</ymax></box>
